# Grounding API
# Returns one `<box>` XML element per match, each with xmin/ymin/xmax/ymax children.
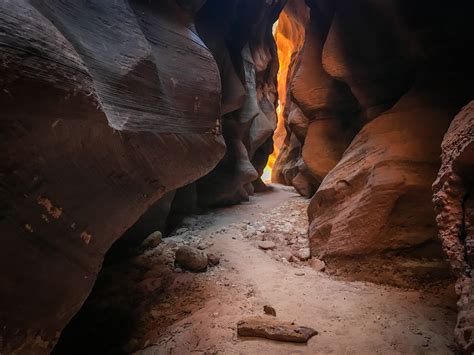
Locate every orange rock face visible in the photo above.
<box><xmin>275</xmin><ymin>0</ymin><xmax>473</xmax><ymax>259</ymax></box>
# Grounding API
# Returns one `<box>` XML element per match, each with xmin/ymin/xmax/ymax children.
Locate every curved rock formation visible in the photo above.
<box><xmin>0</xmin><ymin>0</ymin><xmax>280</xmax><ymax>352</ymax></box>
<box><xmin>275</xmin><ymin>0</ymin><xmax>473</xmax><ymax>258</ymax></box>
<box><xmin>195</xmin><ymin>0</ymin><xmax>283</xmax><ymax>206</ymax></box>
<box><xmin>433</xmin><ymin>102</ymin><xmax>474</xmax><ymax>353</ymax></box>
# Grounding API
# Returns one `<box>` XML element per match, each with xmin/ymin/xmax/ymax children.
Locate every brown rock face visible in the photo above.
<box><xmin>274</xmin><ymin>0</ymin><xmax>473</xmax><ymax>259</ymax></box>
<box><xmin>194</xmin><ymin>0</ymin><xmax>283</xmax><ymax>207</ymax></box>
<box><xmin>433</xmin><ymin>102</ymin><xmax>474</xmax><ymax>353</ymax></box>
<box><xmin>309</xmin><ymin>84</ymin><xmax>456</xmax><ymax>257</ymax></box>
<box><xmin>0</xmin><ymin>0</ymin><xmax>281</xmax><ymax>352</ymax></box>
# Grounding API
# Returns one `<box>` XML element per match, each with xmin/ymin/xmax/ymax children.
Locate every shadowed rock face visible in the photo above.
<box><xmin>194</xmin><ymin>0</ymin><xmax>283</xmax><ymax>206</ymax></box>
<box><xmin>274</xmin><ymin>0</ymin><xmax>473</xmax><ymax>257</ymax></box>
<box><xmin>433</xmin><ymin>102</ymin><xmax>474</xmax><ymax>353</ymax></box>
<box><xmin>0</xmin><ymin>0</ymin><xmax>281</xmax><ymax>352</ymax></box>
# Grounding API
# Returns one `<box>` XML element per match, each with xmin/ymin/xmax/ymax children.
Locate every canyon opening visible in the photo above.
<box><xmin>1</xmin><ymin>0</ymin><xmax>473</xmax><ymax>354</ymax></box>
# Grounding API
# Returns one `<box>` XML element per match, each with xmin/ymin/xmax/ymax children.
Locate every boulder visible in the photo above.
<box><xmin>175</xmin><ymin>246</ymin><xmax>208</xmax><ymax>272</ymax></box>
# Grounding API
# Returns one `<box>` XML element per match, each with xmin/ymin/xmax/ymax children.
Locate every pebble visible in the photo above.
<box><xmin>207</xmin><ymin>253</ymin><xmax>221</xmax><ymax>266</ymax></box>
<box><xmin>141</xmin><ymin>231</ymin><xmax>162</xmax><ymax>249</ymax></box>
<box><xmin>310</xmin><ymin>258</ymin><xmax>326</xmax><ymax>272</ymax></box>
<box><xmin>258</xmin><ymin>241</ymin><xmax>276</xmax><ymax>250</ymax></box>
<box><xmin>264</xmin><ymin>305</ymin><xmax>277</xmax><ymax>316</ymax></box>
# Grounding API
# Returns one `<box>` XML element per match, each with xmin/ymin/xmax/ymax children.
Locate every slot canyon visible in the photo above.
<box><xmin>1</xmin><ymin>0</ymin><xmax>473</xmax><ymax>354</ymax></box>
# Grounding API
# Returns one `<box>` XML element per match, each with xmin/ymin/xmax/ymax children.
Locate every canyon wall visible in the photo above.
<box><xmin>275</xmin><ymin>0</ymin><xmax>474</xmax><ymax>258</ymax></box>
<box><xmin>433</xmin><ymin>102</ymin><xmax>474</xmax><ymax>352</ymax></box>
<box><xmin>0</xmin><ymin>0</ymin><xmax>281</xmax><ymax>353</ymax></box>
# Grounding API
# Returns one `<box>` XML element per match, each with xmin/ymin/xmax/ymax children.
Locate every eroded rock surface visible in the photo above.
<box><xmin>274</xmin><ymin>0</ymin><xmax>473</xmax><ymax>260</ymax></box>
<box><xmin>433</xmin><ymin>102</ymin><xmax>474</xmax><ymax>353</ymax></box>
<box><xmin>0</xmin><ymin>0</ymin><xmax>280</xmax><ymax>353</ymax></box>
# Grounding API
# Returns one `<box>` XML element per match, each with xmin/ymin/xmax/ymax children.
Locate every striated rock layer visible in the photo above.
<box><xmin>274</xmin><ymin>0</ymin><xmax>473</xmax><ymax>259</ymax></box>
<box><xmin>433</xmin><ymin>102</ymin><xmax>474</xmax><ymax>353</ymax></box>
<box><xmin>0</xmin><ymin>0</ymin><xmax>282</xmax><ymax>353</ymax></box>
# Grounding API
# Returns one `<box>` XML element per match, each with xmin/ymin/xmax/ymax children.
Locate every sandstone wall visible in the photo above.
<box><xmin>0</xmin><ymin>0</ymin><xmax>281</xmax><ymax>352</ymax></box>
<box><xmin>275</xmin><ymin>0</ymin><xmax>473</xmax><ymax>258</ymax></box>
<box><xmin>433</xmin><ymin>102</ymin><xmax>474</xmax><ymax>353</ymax></box>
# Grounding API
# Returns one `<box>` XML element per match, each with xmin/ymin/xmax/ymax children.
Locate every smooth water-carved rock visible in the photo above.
<box><xmin>0</xmin><ymin>1</ymin><xmax>223</xmax><ymax>353</ymax></box>
<box><xmin>309</xmin><ymin>83</ymin><xmax>457</xmax><ymax>257</ymax></box>
<box><xmin>196</xmin><ymin>0</ymin><xmax>282</xmax><ymax>206</ymax></box>
<box><xmin>274</xmin><ymin>0</ymin><xmax>473</xmax><ymax>258</ymax></box>
<box><xmin>0</xmin><ymin>1</ymin><xmax>282</xmax><ymax>352</ymax></box>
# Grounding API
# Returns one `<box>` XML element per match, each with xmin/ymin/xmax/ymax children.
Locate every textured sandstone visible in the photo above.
<box><xmin>309</xmin><ymin>84</ymin><xmax>456</xmax><ymax>257</ymax></box>
<box><xmin>0</xmin><ymin>0</ymin><xmax>280</xmax><ymax>352</ymax></box>
<box><xmin>432</xmin><ymin>102</ymin><xmax>474</xmax><ymax>353</ymax></box>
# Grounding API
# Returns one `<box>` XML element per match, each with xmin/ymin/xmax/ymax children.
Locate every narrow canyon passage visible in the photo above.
<box><xmin>54</xmin><ymin>186</ymin><xmax>456</xmax><ymax>354</ymax></box>
<box><xmin>1</xmin><ymin>0</ymin><xmax>473</xmax><ymax>354</ymax></box>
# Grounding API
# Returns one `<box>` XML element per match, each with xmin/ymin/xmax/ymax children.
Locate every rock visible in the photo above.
<box><xmin>307</xmin><ymin>88</ymin><xmax>455</xmax><ymax>257</ymax></box>
<box><xmin>0</xmin><ymin>0</ymin><xmax>284</xmax><ymax>351</ymax></box>
<box><xmin>296</xmin><ymin>248</ymin><xmax>311</xmax><ymax>261</ymax></box>
<box><xmin>237</xmin><ymin>316</ymin><xmax>317</xmax><ymax>343</ymax></box>
<box><xmin>310</xmin><ymin>258</ymin><xmax>326</xmax><ymax>272</ymax></box>
<box><xmin>207</xmin><ymin>253</ymin><xmax>221</xmax><ymax>266</ymax></box>
<box><xmin>175</xmin><ymin>246</ymin><xmax>208</xmax><ymax>272</ymax></box>
<box><xmin>258</xmin><ymin>241</ymin><xmax>276</xmax><ymax>250</ymax></box>
<box><xmin>263</xmin><ymin>305</ymin><xmax>277</xmax><ymax>317</ymax></box>
<box><xmin>295</xmin><ymin>271</ymin><xmax>305</xmax><ymax>276</ymax></box>
<box><xmin>141</xmin><ymin>231</ymin><xmax>162</xmax><ymax>249</ymax></box>
<box><xmin>432</xmin><ymin>101</ymin><xmax>474</xmax><ymax>352</ymax></box>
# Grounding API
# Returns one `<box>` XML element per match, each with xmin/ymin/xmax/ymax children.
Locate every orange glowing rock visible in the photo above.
<box><xmin>264</xmin><ymin>7</ymin><xmax>307</xmax><ymax>181</ymax></box>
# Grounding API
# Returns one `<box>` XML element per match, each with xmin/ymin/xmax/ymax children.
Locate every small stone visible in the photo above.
<box><xmin>264</xmin><ymin>305</ymin><xmax>276</xmax><ymax>317</ymax></box>
<box><xmin>310</xmin><ymin>258</ymin><xmax>326</xmax><ymax>272</ymax></box>
<box><xmin>295</xmin><ymin>271</ymin><xmax>305</xmax><ymax>276</ymax></box>
<box><xmin>258</xmin><ymin>241</ymin><xmax>276</xmax><ymax>250</ymax></box>
<box><xmin>175</xmin><ymin>246</ymin><xmax>208</xmax><ymax>272</ymax></box>
<box><xmin>207</xmin><ymin>253</ymin><xmax>220</xmax><ymax>266</ymax></box>
<box><xmin>174</xmin><ymin>267</ymin><xmax>183</xmax><ymax>273</ymax></box>
<box><xmin>141</xmin><ymin>231</ymin><xmax>162</xmax><ymax>249</ymax></box>
<box><xmin>296</xmin><ymin>248</ymin><xmax>311</xmax><ymax>261</ymax></box>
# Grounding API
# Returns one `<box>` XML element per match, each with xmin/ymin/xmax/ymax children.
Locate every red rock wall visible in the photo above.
<box><xmin>0</xmin><ymin>0</ymin><xmax>282</xmax><ymax>352</ymax></box>
<box><xmin>275</xmin><ymin>0</ymin><xmax>474</xmax><ymax>258</ymax></box>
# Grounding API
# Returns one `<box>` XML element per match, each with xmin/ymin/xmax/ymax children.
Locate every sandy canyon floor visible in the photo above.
<box><xmin>57</xmin><ymin>185</ymin><xmax>457</xmax><ymax>355</ymax></box>
<box><xmin>138</xmin><ymin>186</ymin><xmax>457</xmax><ymax>354</ymax></box>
